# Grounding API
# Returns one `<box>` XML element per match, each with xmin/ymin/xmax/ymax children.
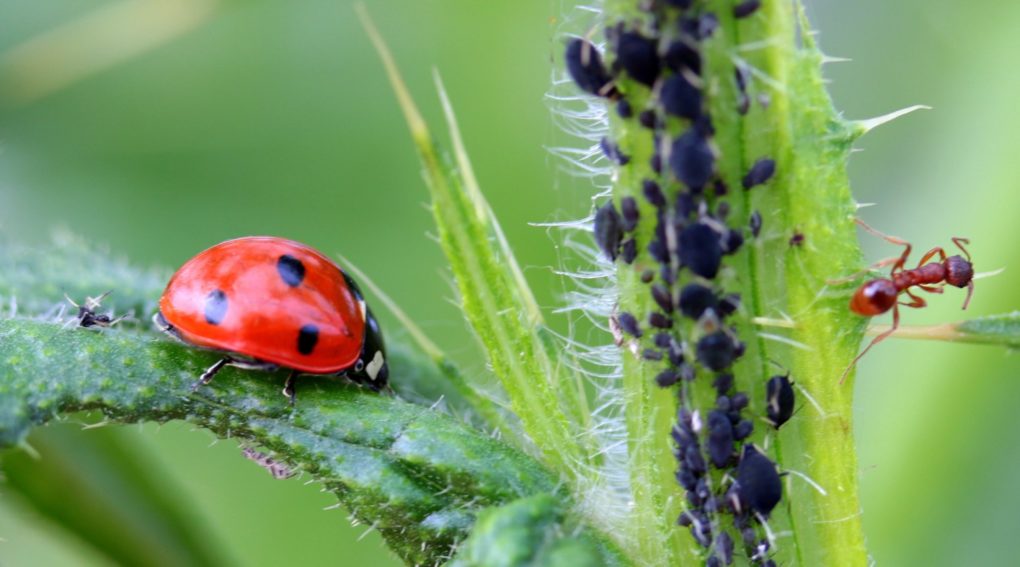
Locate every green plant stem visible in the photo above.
<box><xmin>729</xmin><ymin>1</ymin><xmax>868</xmax><ymax>564</ymax></box>
<box><xmin>601</xmin><ymin>0</ymin><xmax>868</xmax><ymax>564</ymax></box>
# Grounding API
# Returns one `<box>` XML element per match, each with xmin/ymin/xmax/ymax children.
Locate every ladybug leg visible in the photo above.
<box><xmin>193</xmin><ymin>357</ymin><xmax>230</xmax><ymax>391</ymax></box>
<box><xmin>283</xmin><ymin>371</ymin><xmax>298</xmax><ymax>407</ymax></box>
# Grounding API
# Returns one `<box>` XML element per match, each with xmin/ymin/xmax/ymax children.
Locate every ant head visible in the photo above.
<box><xmin>945</xmin><ymin>255</ymin><xmax>974</xmax><ymax>288</ymax></box>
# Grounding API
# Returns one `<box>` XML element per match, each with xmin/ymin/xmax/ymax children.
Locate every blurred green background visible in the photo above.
<box><xmin>1</xmin><ymin>0</ymin><xmax>1018</xmax><ymax>565</ymax></box>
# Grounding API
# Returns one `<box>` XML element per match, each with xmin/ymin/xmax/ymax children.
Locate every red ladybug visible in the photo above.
<box><xmin>155</xmin><ymin>237</ymin><xmax>388</xmax><ymax>403</ymax></box>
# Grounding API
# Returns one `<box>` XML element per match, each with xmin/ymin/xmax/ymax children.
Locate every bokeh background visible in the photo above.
<box><xmin>1</xmin><ymin>1</ymin><xmax>1018</xmax><ymax>565</ymax></box>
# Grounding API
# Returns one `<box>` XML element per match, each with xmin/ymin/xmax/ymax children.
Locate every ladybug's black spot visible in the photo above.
<box><xmin>297</xmin><ymin>324</ymin><xmax>319</xmax><ymax>355</ymax></box>
<box><xmin>204</xmin><ymin>290</ymin><xmax>228</xmax><ymax>325</ymax></box>
<box><xmin>277</xmin><ymin>254</ymin><xmax>306</xmax><ymax>287</ymax></box>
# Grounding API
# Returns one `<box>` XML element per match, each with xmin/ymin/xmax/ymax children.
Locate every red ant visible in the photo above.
<box><xmin>840</xmin><ymin>220</ymin><xmax>974</xmax><ymax>383</ymax></box>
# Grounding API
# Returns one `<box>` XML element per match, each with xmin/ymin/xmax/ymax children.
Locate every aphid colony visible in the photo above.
<box><xmin>566</xmin><ymin>1</ymin><xmax>788</xmax><ymax>564</ymax></box>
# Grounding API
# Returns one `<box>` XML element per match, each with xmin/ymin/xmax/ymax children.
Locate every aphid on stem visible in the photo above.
<box><xmin>840</xmin><ymin>219</ymin><xmax>975</xmax><ymax>383</ymax></box>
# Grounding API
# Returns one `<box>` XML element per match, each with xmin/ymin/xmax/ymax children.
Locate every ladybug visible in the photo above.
<box><xmin>155</xmin><ymin>237</ymin><xmax>388</xmax><ymax>403</ymax></box>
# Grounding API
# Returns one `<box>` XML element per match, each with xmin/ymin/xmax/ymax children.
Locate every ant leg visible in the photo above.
<box><xmin>962</xmin><ymin>280</ymin><xmax>975</xmax><ymax>310</ymax></box>
<box><xmin>952</xmin><ymin>237</ymin><xmax>972</xmax><ymax>262</ymax></box>
<box><xmin>917</xmin><ymin>284</ymin><xmax>944</xmax><ymax>294</ymax></box>
<box><xmin>915</xmin><ymin>247</ymin><xmax>947</xmax><ymax>267</ymax></box>
<box><xmin>193</xmin><ymin>358</ymin><xmax>230</xmax><ymax>391</ymax></box>
<box><xmin>826</xmin><ymin>256</ymin><xmax>900</xmax><ymax>285</ymax></box>
<box><xmin>855</xmin><ymin>219</ymin><xmax>913</xmax><ymax>272</ymax></box>
<box><xmin>900</xmin><ymin>289</ymin><xmax>927</xmax><ymax>309</ymax></box>
<box><xmin>840</xmin><ymin>304</ymin><xmax>900</xmax><ymax>385</ymax></box>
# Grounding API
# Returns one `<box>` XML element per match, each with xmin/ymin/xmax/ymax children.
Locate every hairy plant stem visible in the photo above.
<box><xmin>603</xmin><ymin>0</ymin><xmax>867</xmax><ymax>564</ymax></box>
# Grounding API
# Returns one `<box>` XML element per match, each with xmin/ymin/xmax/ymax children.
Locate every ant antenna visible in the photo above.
<box><xmin>952</xmin><ymin>237</ymin><xmax>972</xmax><ymax>262</ymax></box>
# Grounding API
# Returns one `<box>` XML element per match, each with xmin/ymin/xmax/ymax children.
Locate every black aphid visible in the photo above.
<box><xmin>733</xmin><ymin>419</ymin><xmax>754</xmax><ymax>440</ymax></box>
<box><xmin>670</xmin><ymin>128</ymin><xmax>715</xmax><ymax>190</ymax></box>
<box><xmin>675</xmin><ymin>192</ymin><xmax>696</xmax><ymax>219</ymax></box>
<box><xmin>723</xmin><ymin>229</ymin><xmax>744</xmax><ymax>255</ymax></box>
<box><xmin>684</xmin><ymin>444</ymin><xmax>707</xmax><ymax>474</ymax></box>
<box><xmin>620</xmin><ymin>196</ymin><xmax>639</xmax><ymax>231</ymax></box>
<box><xmin>664</xmin><ymin>0</ymin><xmax>694</xmax><ymax>9</ymax></box>
<box><xmin>679</xmin><ymin>283</ymin><xmax>718</xmax><ymax>319</ymax></box>
<box><xmin>642</xmin><ymin>179</ymin><xmax>667</xmax><ymax>208</ymax></box>
<box><xmin>766</xmin><ymin>374</ymin><xmax>795</xmax><ymax>429</ymax></box>
<box><xmin>565</xmin><ymin>39</ymin><xmax>616</xmax><ymax>98</ymax></box>
<box><xmin>651</xmin><ymin>284</ymin><xmax>675</xmax><ymax>313</ymax></box>
<box><xmin>616</xmin><ymin>98</ymin><xmax>633</xmax><ymax>118</ymax></box>
<box><xmin>641</xmin><ymin>269</ymin><xmax>656</xmax><ymax>283</ymax></box>
<box><xmin>750</xmin><ymin>210</ymin><xmax>763</xmax><ymax>238</ymax></box>
<box><xmin>742</xmin><ymin>158</ymin><xmax>776</xmax><ymax>189</ymax></box>
<box><xmin>790</xmin><ymin>230</ymin><xmax>805</xmax><ymax>247</ymax></box>
<box><xmin>654</xmin><ymin>332</ymin><xmax>673</xmax><ymax>349</ymax></box>
<box><xmin>715</xmin><ymin>531</ymin><xmax>734</xmax><ymax>566</ymax></box>
<box><xmin>713</xmin><ymin>179</ymin><xmax>729</xmax><ymax>197</ymax></box>
<box><xmin>639</xmin><ymin>109</ymin><xmax>657</xmax><ymax>129</ymax></box>
<box><xmin>600</xmin><ymin>137</ymin><xmax>629</xmax><ymax>165</ymax></box>
<box><xmin>657</xmin><ymin>369</ymin><xmax>681</xmax><ymax>388</ymax></box>
<box><xmin>716</xmin><ymin>395</ymin><xmax>731</xmax><ymax>411</ymax></box>
<box><xmin>735</xmin><ymin>444</ymin><xmax>782</xmax><ymax>517</ymax></box>
<box><xmin>643</xmin><ymin>348</ymin><xmax>664</xmax><ymax>361</ymax></box>
<box><xmin>696</xmin><ymin>331</ymin><xmax>737</xmax><ymax>371</ymax></box>
<box><xmin>678</xmin><ymin>223</ymin><xmax>723</xmax><ymax>279</ymax></box>
<box><xmin>734</xmin><ymin>65</ymin><xmax>751</xmax><ymax>115</ymax></box>
<box><xmin>593</xmin><ymin>201</ymin><xmax>623</xmax><ymax>261</ymax></box>
<box><xmin>707</xmin><ymin>410</ymin><xmax>734</xmax><ymax>468</ymax></box>
<box><xmin>717</xmin><ymin>293</ymin><xmax>741</xmax><ymax>317</ymax></box>
<box><xmin>731</xmin><ymin>392</ymin><xmax>749</xmax><ymax>410</ymax></box>
<box><xmin>616</xmin><ymin>31</ymin><xmax>661</xmax><ymax>87</ymax></box>
<box><xmin>670</xmin><ymin>347</ymin><xmax>687</xmax><ymax>369</ymax></box>
<box><xmin>697</xmin><ymin>13</ymin><xmax>720</xmax><ymax>39</ymax></box>
<box><xmin>617</xmin><ymin>311</ymin><xmax>642</xmax><ymax>338</ymax></box>
<box><xmin>663</xmin><ymin>39</ymin><xmax>701</xmax><ymax>76</ymax></box>
<box><xmin>733</xmin><ymin>0</ymin><xmax>762</xmax><ymax>18</ymax></box>
<box><xmin>649</xmin><ymin>312</ymin><xmax>673</xmax><ymax>329</ymax></box>
<box><xmin>713</xmin><ymin>372</ymin><xmax>734</xmax><ymax>395</ymax></box>
<box><xmin>648</xmin><ymin>239</ymin><xmax>670</xmax><ymax>264</ymax></box>
<box><xmin>620</xmin><ymin>238</ymin><xmax>638</xmax><ymax>264</ymax></box>
<box><xmin>661</xmin><ymin>73</ymin><xmax>702</xmax><ymax>120</ymax></box>
<box><xmin>661</xmin><ymin>263</ymin><xmax>678</xmax><ymax>285</ymax></box>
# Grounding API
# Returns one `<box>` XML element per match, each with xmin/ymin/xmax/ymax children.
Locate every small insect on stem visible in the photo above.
<box><xmin>841</xmin><ymin>219</ymin><xmax>976</xmax><ymax>383</ymax></box>
<box><xmin>65</xmin><ymin>291</ymin><xmax>125</xmax><ymax>328</ymax></box>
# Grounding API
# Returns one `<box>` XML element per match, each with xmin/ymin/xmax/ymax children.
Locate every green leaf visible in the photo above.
<box><xmin>866</xmin><ymin>312</ymin><xmax>1020</xmax><ymax>349</ymax></box>
<box><xmin>944</xmin><ymin>313</ymin><xmax>1020</xmax><ymax>348</ymax></box>
<box><xmin>0</xmin><ymin>317</ymin><xmax>559</xmax><ymax>564</ymax></box>
<box><xmin>3</xmin><ymin>425</ymin><xmax>232</xmax><ymax>567</ymax></box>
<box><xmin>357</xmin><ymin>6</ymin><xmax>598</xmax><ymax>488</ymax></box>
<box><xmin>448</xmin><ymin>494</ymin><xmax>625</xmax><ymax>567</ymax></box>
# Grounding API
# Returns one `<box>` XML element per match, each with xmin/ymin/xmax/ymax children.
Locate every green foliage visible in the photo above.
<box><xmin>448</xmin><ymin>494</ymin><xmax>622</xmax><ymax>567</ymax></box>
<box><xmin>2</xmin><ymin>426</ymin><xmax>230</xmax><ymax>567</ymax></box>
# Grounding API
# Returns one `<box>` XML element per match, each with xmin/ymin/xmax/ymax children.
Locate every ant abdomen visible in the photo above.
<box><xmin>850</xmin><ymin>279</ymin><xmax>897</xmax><ymax>316</ymax></box>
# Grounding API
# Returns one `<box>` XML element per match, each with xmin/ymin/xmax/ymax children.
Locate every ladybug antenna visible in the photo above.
<box><xmin>952</xmin><ymin>237</ymin><xmax>972</xmax><ymax>262</ymax></box>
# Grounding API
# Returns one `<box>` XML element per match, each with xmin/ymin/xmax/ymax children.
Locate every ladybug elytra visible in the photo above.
<box><xmin>156</xmin><ymin>237</ymin><xmax>388</xmax><ymax>403</ymax></box>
